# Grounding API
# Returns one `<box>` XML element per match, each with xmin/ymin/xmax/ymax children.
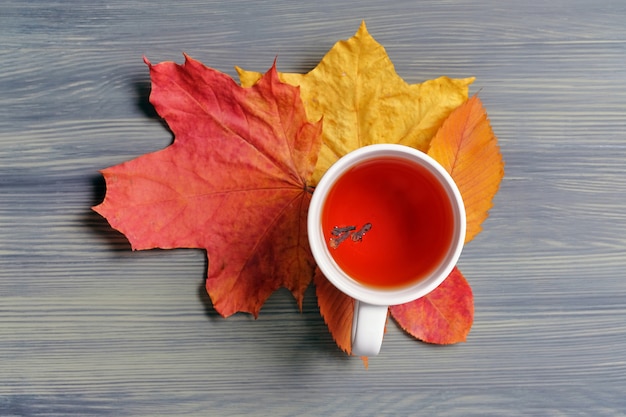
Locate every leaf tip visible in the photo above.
<box><xmin>270</xmin><ymin>57</ymin><xmax>280</xmax><ymax>75</ymax></box>
<box><xmin>360</xmin><ymin>356</ymin><xmax>369</xmax><ymax>369</ymax></box>
<box><xmin>259</xmin><ymin>57</ymin><xmax>281</xmax><ymax>85</ymax></box>
<box><xmin>356</xmin><ymin>20</ymin><xmax>371</xmax><ymax>39</ymax></box>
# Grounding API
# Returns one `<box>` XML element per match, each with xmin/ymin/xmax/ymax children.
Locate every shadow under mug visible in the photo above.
<box><xmin>307</xmin><ymin>144</ymin><xmax>466</xmax><ymax>356</ymax></box>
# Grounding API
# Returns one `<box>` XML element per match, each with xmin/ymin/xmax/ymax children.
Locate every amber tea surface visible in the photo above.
<box><xmin>321</xmin><ymin>157</ymin><xmax>455</xmax><ymax>289</ymax></box>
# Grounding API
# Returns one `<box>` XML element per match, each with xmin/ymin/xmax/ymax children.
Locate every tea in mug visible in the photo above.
<box><xmin>321</xmin><ymin>157</ymin><xmax>455</xmax><ymax>289</ymax></box>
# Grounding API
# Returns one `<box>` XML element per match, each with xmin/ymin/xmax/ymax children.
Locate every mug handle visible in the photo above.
<box><xmin>351</xmin><ymin>300</ymin><xmax>388</xmax><ymax>356</ymax></box>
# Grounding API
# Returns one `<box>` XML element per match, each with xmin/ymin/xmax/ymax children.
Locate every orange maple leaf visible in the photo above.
<box><xmin>93</xmin><ymin>56</ymin><xmax>322</xmax><ymax>317</ymax></box>
<box><xmin>314</xmin><ymin>267</ymin><xmax>354</xmax><ymax>354</ymax></box>
<box><xmin>427</xmin><ymin>96</ymin><xmax>505</xmax><ymax>243</ymax></box>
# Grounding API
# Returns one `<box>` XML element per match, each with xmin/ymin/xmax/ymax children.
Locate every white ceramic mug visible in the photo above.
<box><xmin>308</xmin><ymin>144</ymin><xmax>466</xmax><ymax>356</ymax></box>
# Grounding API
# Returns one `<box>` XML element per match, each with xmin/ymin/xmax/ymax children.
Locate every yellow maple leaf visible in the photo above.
<box><xmin>237</xmin><ymin>21</ymin><xmax>475</xmax><ymax>184</ymax></box>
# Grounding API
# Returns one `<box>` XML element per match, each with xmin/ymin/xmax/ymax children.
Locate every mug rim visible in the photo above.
<box><xmin>307</xmin><ymin>144</ymin><xmax>466</xmax><ymax>306</ymax></box>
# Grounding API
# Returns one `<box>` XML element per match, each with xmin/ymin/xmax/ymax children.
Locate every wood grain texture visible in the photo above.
<box><xmin>2</xmin><ymin>0</ymin><xmax>626</xmax><ymax>415</ymax></box>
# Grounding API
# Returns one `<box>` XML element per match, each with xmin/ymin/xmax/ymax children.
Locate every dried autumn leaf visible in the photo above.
<box><xmin>427</xmin><ymin>96</ymin><xmax>504</xmax><ymax>243</ymax></box>
<box><xmin>315</xmin><ymin>270</ymin><xmax>383</xmax><ymax>364</ymax></box>
<box><xmin>237</xmin><ymin>22</ymin><xmax>475</xmax><ymax>184</ymax></box>
<box><xmin>314</xmin><ymin>268</ymin><xmax>354</xmax><ymax>354</ymax></box>
<box><xmin>389</xmin><ymin>267</ymin><xmax>473</xmax><ymax>344</ymax></box>
<box><xmin>93</xmin><ymin>55</ymin><xmax>322</xmax><ymax>317</ymax></box>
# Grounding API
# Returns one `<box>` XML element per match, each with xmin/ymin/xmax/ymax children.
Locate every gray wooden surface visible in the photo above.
<box><xmin>2</xmin><ymin>1</ymin><xmax>626</xmax><ymax>416</ymax></box>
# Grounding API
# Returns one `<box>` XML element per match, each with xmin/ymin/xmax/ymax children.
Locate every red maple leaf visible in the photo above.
<box><xmin>390</xmin><ymin>267</ymin><xmax>473</xmax><ymax>344</ymax></box>
<box><xmin>93</xmin><ymin>55</ymin><xmax>322</xmax><ymax>317</ymax></box>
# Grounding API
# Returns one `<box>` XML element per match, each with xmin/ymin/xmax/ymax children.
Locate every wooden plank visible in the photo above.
<box><xmin>1</xmin><ymin>0</ymin><xmax>625</xmax><ymax>415</ymax></box>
